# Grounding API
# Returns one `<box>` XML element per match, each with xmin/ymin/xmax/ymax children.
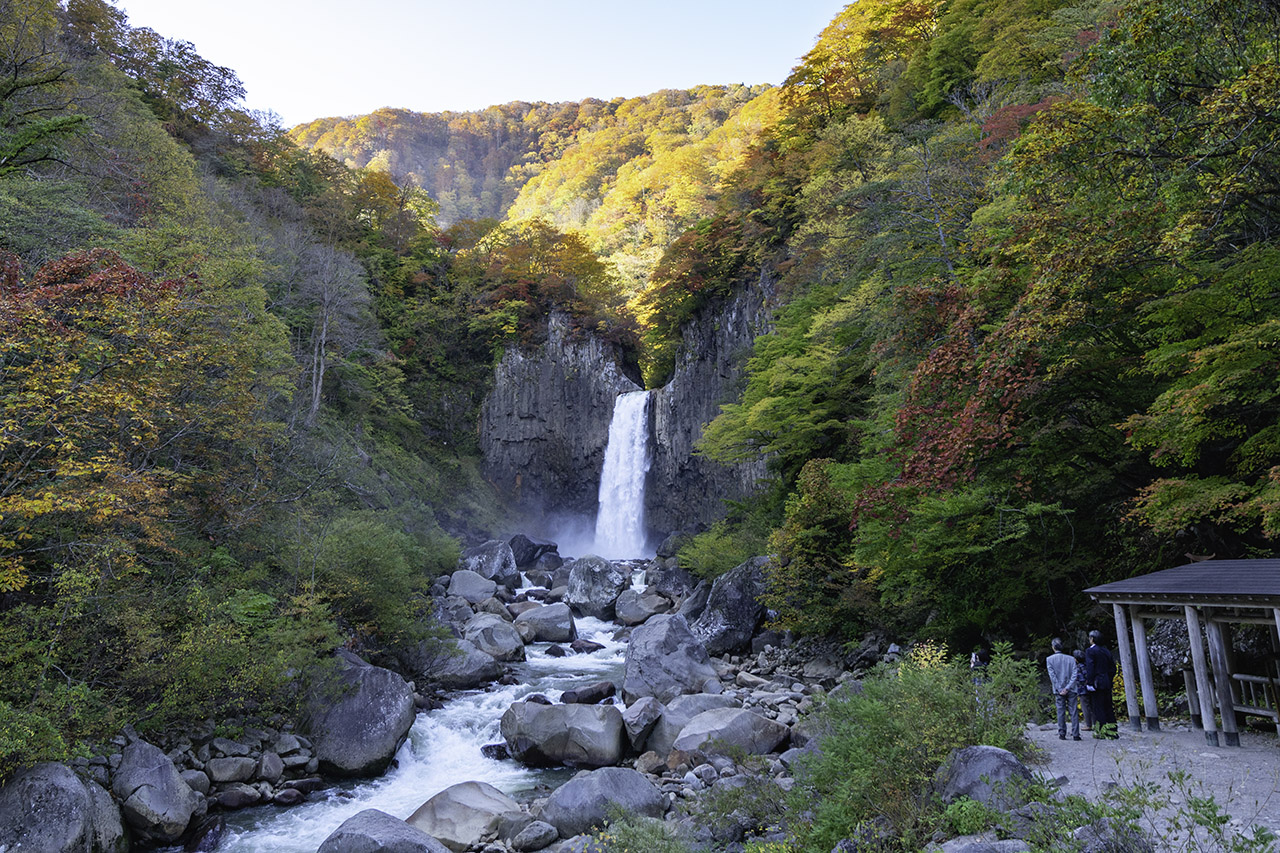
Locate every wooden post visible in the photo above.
<box><xmin>1185</xmin><ymin>605</ymin><xmax>1219</xmax><ymax>747</ymax></box>
<box><xmin>1112</xmin><ymin>603</ymin><xmax>1142</xmax><ymax>731</ymax></box>
<box><xmin>1274</xmin><ymin>609</ymin><xmax>1280</xmax><ymax>737</ymax></box>
<box><xmin>1131</xmin><ymin>614</ymin><xmax>1161</xmax><ymax>730</ymax></box>
<box><xmin>1182</xmin><ymin>668</ymin><xmax>1202</xmax><ymax>729</ymax></box>
<box><xmin>1205</xmin><ymin>617</ymin><xmax>1240</xmax><ymax>747</ymax></box>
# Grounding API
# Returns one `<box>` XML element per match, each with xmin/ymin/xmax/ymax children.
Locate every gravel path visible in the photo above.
<box><xmin>1026</xmin><ymin>719</ymin><xmax>1280</xmax><ymax>845</ymax></box>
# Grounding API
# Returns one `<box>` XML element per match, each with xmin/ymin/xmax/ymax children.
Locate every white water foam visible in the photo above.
<box><xmin>218</xmin><ymin>620</ymin><xmax>628</xmax><ymax>852</ymax></box>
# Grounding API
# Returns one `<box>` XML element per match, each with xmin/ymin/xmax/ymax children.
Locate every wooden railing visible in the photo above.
<box><xmin>1231</xmin><ymin>673</ymin><xmax>1280</xmax><ymax>727</ymax></box>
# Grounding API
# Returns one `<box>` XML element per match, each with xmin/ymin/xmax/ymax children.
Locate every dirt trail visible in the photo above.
<box><xmin>1026</xmin><ymin>719</ymin><xmax>1280</xmax><ymax>844</ymax></box>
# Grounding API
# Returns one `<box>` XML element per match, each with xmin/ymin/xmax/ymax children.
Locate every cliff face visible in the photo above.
<box><xmin>648</xmin><ymin>271</ymin><xmax>774</xmax><ymax>533</ymax></box>
<box><xmin>479</xmin><ymin>273</ymin><xmax>774</xmax><ymax>538</ymax></box>
<box><xmin>479</xmin><ymin>313</ymin><xmax>641</xmax><ymax>517</ymax></box>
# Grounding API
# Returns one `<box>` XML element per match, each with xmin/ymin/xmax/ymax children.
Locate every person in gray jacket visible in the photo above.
<box><xmin>1047</xmin><ymin>637</ymin><xmax>1081</xmax><ymax>740</ymax></box>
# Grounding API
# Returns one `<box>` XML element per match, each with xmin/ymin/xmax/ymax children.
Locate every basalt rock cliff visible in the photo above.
<box><xmin>480</xmin><ymin>274</ymin><xmax>774</xmax><ymax>539</ymax></box>
<box><xmin>480</xmin><ymin>314</ymin><xmax>642</xmax><ymax>517</ymax></box>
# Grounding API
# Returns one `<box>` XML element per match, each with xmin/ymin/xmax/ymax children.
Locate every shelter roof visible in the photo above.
<box><xmin>1085</xmin><ymin>559</ymin><xmax>1280</xmax><ymax>608</ymax></box>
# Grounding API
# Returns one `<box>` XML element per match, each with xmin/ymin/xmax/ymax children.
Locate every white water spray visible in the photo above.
<box><xmin>592</xmin><ymin>390</ymin><xmax>652</xmax><ymax>559</ymax></box>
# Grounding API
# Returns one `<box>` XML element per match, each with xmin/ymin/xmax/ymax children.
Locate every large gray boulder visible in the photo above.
<box><xmin>434</xmin><ymin>595</ymin><xmax>476</xmax><ymax>628</ymax></box>
<box><xmin>937</xmin><ymin>746</ymin><xmax>1035</xmax><ymax>810</ymax></box>
<box><xmin>111</xmin><ymin>739</ymin><xmax>198</xmax><ymax>844</ymax></box>
<box><xmin>500</xmin><ymin>701</ymin><xmax>625</xmax><ymax>768</ymax></box>
<box><xmin>514</xmin><ymin>602</ymin><xmax>577</xmax><ymax>643</ymax></box>
<box><xmin>622</xmin><ymin>614</ymin><xmax>720</xmax><ymax>703</ymax></box>
<box><xmin>406</xmin><ymin>781</ymin><xmax>522</xmax><ymax>852</ymax></box>
<box><xmin>308</xmin><ymin>652</ymin><xmax>416</xmax><ymax>777</ymax></box>
<box><xmin>0</xmin><ymin>763</ymin><xmax>126</xmax><ymax>852</ymax></box>
<box><xmin>509</xmin><ymin>534</ymin><xmax>558</xmax><ymax>568</ymax></box>
<box><xmin>564</xmin><ymin>555</ymin><xmax>630</xmax><ymax>620</ymax></box>
<box><xmin>676</xmin><ymin>579</ymin><xmax>711</xmax><ymax>622</ymax></box>
<box><xmin>614</xmin><ymin>589</ymin><xmax>672</xmax><ymax>626</ymax></box>
<box><xmin>422</xmin><ymin>639</ymin><xmax>503</xmax><ymax>689</ymax></box>
<box><xmin>538</xmin><ymin>767</ymin><xmax>665</xmax><ymax>839</ymax></box>
<box><xmin>464</xmin><ymin>613</ymin><xmax>526</xmax><ymax>662</ymax></box>
<box><xmin>448</xmin><ymin>570</ymin><xmax>498</xmax><ymax>604</ymax></box>
<box><xmin>646</xmin><ymin>693</ymin><xmax>739</xmax><ymax>757</ymax></box>
<box><xmin>671</xmin><ymin>707</ymin><xmax>789</xmax><ymax>755</ymax></box>
<box><xmin>688</xmin><ymin>557</ymin><xmax>768</xmax><ymax>656</ymax></box>
<box><xmin>622</xmin><ymin>696</ymin><xmax>664</xmax><ymax>752</ymax></box>
<box><xmin>318</xmin><ymin>808</ymin><xmax>450</xmax><ymax>853</ymax></box>
<box><xmin>460</xmin><ymin>540</ymin><xmax>522</xmax><ymax>589</ymax></box>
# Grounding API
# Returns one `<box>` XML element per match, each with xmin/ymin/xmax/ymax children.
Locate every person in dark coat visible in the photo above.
<box><xmin>1084</xmin><ymin>629</ymin><xmax>1118</xmax><ymax>738</ymax></box>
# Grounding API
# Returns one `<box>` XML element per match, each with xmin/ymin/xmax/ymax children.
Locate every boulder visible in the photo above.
<box><xmin>185</xmin><ymin>816</ymin><xmax>226</xmax><ymax>852</ymax></box>
<box><xmin>614</xmin><ymin>589</ymin><xmax>672</xmax><ymax>626</ymax></box>
<box><xmin>206</xmin><ymin>756</ymin><xmax>256</xmax><ymax>783</ymax></box>
<box><xmin>448</xmin><ymin>570</ymin><xmax>498</xmax><ymax>604</ymax></box>
<box><xmin>670</xmin><ymin>707</ymin><xmax>789</xmax><ymax>755</ymax></box>
<box><xmin>508</xmin><ymin>600</ymin><xmax>543</xmax><ymax>618</ymax></box>
<box><xmin>647</xmin><ymin>560</ymin><xmax>697</xmax><ymax>601</ymax></box>
<box><xmin>622</xmin><ymin>697</ymin><xmax>663</xmax><ymax>752</ymax></box>
<box><xmin>621</xmin><ymin>614</ymin><xmax>720</xmax><ymax>703</ymax></box>
<box><xmin>464</xmin><ymin>613</ymin><xmax>527</xmax><ymax>662</ymax></box>
<box><xmin>406</xmin><ymin>781</ymin><xmax>522</xmax><ymax>852</ymax></box>
<box><xmin>646</xmin><ymin>693</ymin><xmax>739</xmax><ymax>757</ymax></box>
<box><xmin>307</xmin><ymin>652</ymin><xmax>416</xmax><ymax>777</ymax></box>
<box><xmin>560</xmin><ymin>681</ymin><xmax>616</xmax><ymax>705</ymax></box>
<box><xmin>215</xmin><ymin>782</ymin><xmax>261</xmax><ymax>809</ymax></box>
<box><xmin>512</xmin><ymin>820</ymin><xmax>560</xmax><ymax>851</ymax></box>
<box><xmin>675</xmin><ymin>580</ymin><xmax>711</xmax><ymax>622</ymax></box>
<box><xmin>688</xmin><ymin>557</ymin><xmax>768</xmax><ymax>656</ymax></box>
<box><xmin>434</xmin><ymin>595</ymin><xmax>476</xmax><ymax>628</ymax></box>
<box><xmin>514</xmin><ymin>602</ymin><xmax>577</xmax><ymax>643</ymax></box>
<box><xmin>180</xmin><ymin>769</ymin><xmax>211</xmax><ymax>795</ymax></box>
<box><xmin>564</xmin><ymin>555</ymin><xmax>631</xmax><ymax>619</ymax></box>
<box><xmin>273</xmin><ymin>788</ymin><xmax>306</xmax><ymax>806</ymax></box>
<box><xmin>538</xmin><ymin>767</ymin><xmax>664</xmax><ymax>839</ymax></box>
<box><xmin>318</xmin><ymin>808</ymin><xmax>450</xmax><ymax>853</ymax></box>
<box><xmin>509</xmin><ymin>534</ymin><xmax>558</xmax><ymax>569</ymax></box>
<box><xmin>570</xmin><ymin>639</ymin><xmax>605</xmax><ymax>654</ymax></box>
<box><xmin>500</xmin><ymin>701</ymin><xmax>625</xmax><ymax>768</ymax></box>
<box><xmin>111</xmin><ymin>739</ymin><xmax>198</xmax><ymax>844</ymax></box>
<box><xmin>459</xmin><ymin>539</ymin><xmax>522</xmax><ymax>589</ymax></box>
<box><xmin>0</xmin><ymin>763</ymin><xmax>126</xmax><ymax>853</ymax></box>
<box><xmin>937</xmin><ymin>746</ymin><xmax>1035</xmax><ymax>810</ymax></box>
<box><xmin>257</xmin><ymin>750</ymin><xmax>284</xmax><ymax>783</ymax></box>
<box><xmin>421</xmin><ymin>639</ymin><xmax>502</xmax><ymax>690</ymax></box>
<box><xmin>534</xmin><ymin>551</ymin><xmax>564</xmax><ymax>573</ymax></box>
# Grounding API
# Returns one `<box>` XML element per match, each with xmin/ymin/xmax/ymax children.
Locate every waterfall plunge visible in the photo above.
<box><xmin>592</xmin><ymin>390</ymin><xmax>652</xmax><ymax>559</ymax></box>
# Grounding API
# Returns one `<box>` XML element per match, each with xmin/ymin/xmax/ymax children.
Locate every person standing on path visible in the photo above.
<box><xmin>1073</xmin><ymin>649</ymin><xmax>1093</xmax><ymax>732</ymax></box>
<box><xmin>1047</xmin><ymin>638</ymin><xmax>1081</xmax><ymax>740</ymax></box>
<box><xmin>1085</xmin><ymin>629</ymin><xmax>1118</xmax><ymax>739</ymax></box>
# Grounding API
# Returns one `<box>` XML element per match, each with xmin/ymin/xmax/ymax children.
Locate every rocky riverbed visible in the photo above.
<box><xmin>0</xmin><ymin>535</ymin><xmax>876</xmax><ymax>853</ymax></box>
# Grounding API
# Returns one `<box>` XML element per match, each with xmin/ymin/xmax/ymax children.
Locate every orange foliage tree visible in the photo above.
<box><xmin>0</xmin><ymin>249</ymin><xmax>275</xmax><ymax>593</ymax></box>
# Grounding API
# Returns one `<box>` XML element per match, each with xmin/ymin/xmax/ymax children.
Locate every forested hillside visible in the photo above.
<box><xmin>665</xmin><ymin>0</ymin><xmax>1280</xmax><ymax>648</ymax></box>
<box><xmin>0</xmin><ymin>0</ymin><xmax>639</xmax><ymax>775</ymax></box>
<box><xmin>3</xmin><ymin>0</ymin><xmax>1278</xmax><ymax>786</ymax></box>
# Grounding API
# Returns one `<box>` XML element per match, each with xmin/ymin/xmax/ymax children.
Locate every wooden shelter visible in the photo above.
<box><xmin>1085</xmin><ymin>559</ymin><xmax>1280</xmax><ymax>747</ymax></box>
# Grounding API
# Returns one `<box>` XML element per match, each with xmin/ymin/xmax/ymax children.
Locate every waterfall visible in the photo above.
<box><xmin>592</xmin><ymin>390</ymin><xmax>652</xmax><ymax>559</ymax></box>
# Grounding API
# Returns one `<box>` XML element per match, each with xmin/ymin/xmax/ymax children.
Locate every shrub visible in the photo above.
<box><xmin>791</xmin><ymin>642</ymin><xmax>1039</xmax><ymax>852</ymax></box>
<box><xmin>943</xmin><ymin>797</ymin><xmax>1000</xmax><ymax>836</ymax></box>
<box><xmin>588</xmin><ymin>814</ymin><xmax>692</xmax><ymax>853</ymax></box>
<box><xmin>0</xmin><ymin>702</ymin><xmax>67</xmax><ymax>783</ymax></box>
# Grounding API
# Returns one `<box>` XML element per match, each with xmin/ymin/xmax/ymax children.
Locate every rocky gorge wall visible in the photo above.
<box><xmin>480</xmin><ymin>273</ymin><xmax>774</xmax><ymax>540</ymax></box>
<box><xmin>647</xmin><ymin>270</ymin><xmax>774</xmax><ymax>534</ymax></box>
<box><xmin>480</xmin><ymin>313</ymin><xmax>642</xmax><ymax>518</ymax></box>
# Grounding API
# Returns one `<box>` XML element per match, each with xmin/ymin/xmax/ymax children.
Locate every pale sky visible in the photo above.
<box><xmin>113</xmin><ymin>1</ymin><xmax>848</xmax><ymax>127</ymax></box>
